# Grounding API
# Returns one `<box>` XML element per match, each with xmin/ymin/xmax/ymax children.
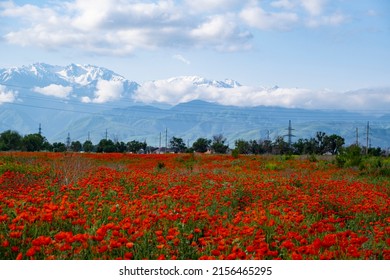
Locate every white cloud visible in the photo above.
<box><xmin>173</xmin><ymin>54</ymin><xmax>190</xmax><ymax>65</ymax></box>
<box><xmin>0</xmin><ymin>0</ymin><xmax>348</xmax><ymax>54</ymax></box>
<box><xmin>33</xmin><ymin>84</ymin><xmax>72</xmax><ymax>98</ymax></box>
<box><xmin>82</xmin><ymin>79</ymin><xmax>124</xmax><ymax>103</ymax></box>
<box><xmin>184</xmin><ymin>0</ymin><xmax>241</xmax><ymax>13</ymax></box>
<box><xmin>1</xmin><ymin>0</ymin><xmax>251</xmax><ymax>53</ymax></box>
<box><xmin>299</xmin><ymin>0</ymin><xmax>327</xmax><ymax>16</ymax></box>
<box><xmin>306</xmin><ymin>12</ymin><xmax>347</xmax><ymax>27</ymax></box>
<box><xmin>271</xmin><ymin>0</ymin><xmax>296</xmax><ymax>10</ymax></box>
<box><xmin>240</xmin><ymin>3</ymin><xmax>299</xmax><ymax>30</ymax></box>
<box><xmin>191</xmin><ymin>14</ymin><xmax>252</xmax><ymax>50</ymax></box>
<box><xmin>133</xmin><ymin>78</ymin><xmax>390</xmax><ymax>113</ymax></box>
<box><xmin>0</xmin><ymin>85</ymin><xmax>17</xmax><ymax>104</ymax></box>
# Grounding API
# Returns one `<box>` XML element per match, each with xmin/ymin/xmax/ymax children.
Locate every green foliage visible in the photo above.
<box><xmin>22</xmin><ymin>133</ymin><xmax>50</xmax><ymax>152</ymax></box>
<box><xmin>192</xmin><ymin>137</ymin><xmax>211</xmax><ymax>153</ymax></box>
<box><xmin>175</xmin><ymin>153</ymin><xmax>198</xmax><ymax>171</ymax></box>
<box><xmin>0</xmin><ymin>130</ymin><xmax>22</xmax><ymax>151</ymax></box>
<box><xmin>231</xmin><ymin>148</ymin><xmax>240</xmax><ymax>158</ymax></box>
<box><xmin>359</xmin><ymin>157</ymin><xmax>390</xmax><ymax>177</ymax></box>
<box><xmin>293</xmin><ymin>132</ymin><xmax>345</xmax><ymax>155</ymax></box>
<box><xmin>70</xmin><ymin>141</ymin><xmax>82</xmax><ymax>152</ymax></box>
<box><xmin>0</xmin><ymin>157</ymin><xmax>44</xmax><ymax>175</ymax></box>
<box><xmin>156</xmin><ymin>161</ymin><xmax>166</xmax><ymax>170</ymax></box>
<box><xmin>336</xmin><ymin>145</ymin><xmax>362</xmax><ymax>167</ymax></box>
<box><xmin>234</xmin><ymin>139</ymin><xmax>250</xmax><ymax>154</ymax></box>
<box><xmin>211</xmin><ymin>134</ymin><xmax>229</xmax><ymax>154</ymax></box>
<box><xmin>96</xmin><ymin>139</ymin><xmax>116</xmax><ymax>153</ymax></box>
<box><xmin>127</xmin><ymin>140</ymin><xmax>147</xmax><ymax>153</ymax></box>
<box><xmin>308</xmin><ymin>153</ymin><xmax>318</xmax><ymax>162</ymax></box>
<box><xmin>169</xmin><ymin>137</ymin><xmax>187</xmax><ymax>153</ymax></box>
<box><xmin>265</xmin><ymin>162</ymin><xmax>282</xmax><ymax>171</ymax></box>
<box><xmin>82</xmin><ymin>140</ymin><xmax>94</xmax><ymax>152</ymax></box>
<box><xmin>52</xmin><ymin>142</ymin><xmax>67</xmax><ymax>152</ymax></box>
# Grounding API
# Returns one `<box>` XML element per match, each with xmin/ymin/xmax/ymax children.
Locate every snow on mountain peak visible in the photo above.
<box><xmin>56</xmin><ymin>64</ymin><xmax>126</xmax><ymax>86</ymax></box>
<box><xmin>164</xmin><ymin>76</ymin><xmax>242</xmax><ymax>88</ymax></box>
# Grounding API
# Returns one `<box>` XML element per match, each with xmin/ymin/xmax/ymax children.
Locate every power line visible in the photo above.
<box><xmin>2</xmin><ymin>81</ymin><xmax>390</xmax><ymax>115</ymax></box>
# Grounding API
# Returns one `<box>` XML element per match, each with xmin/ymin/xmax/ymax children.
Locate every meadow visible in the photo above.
<box><xmin>0</xmin><ymin>152</ymin><xmax>389</xmax><ymax>260</ymax></box>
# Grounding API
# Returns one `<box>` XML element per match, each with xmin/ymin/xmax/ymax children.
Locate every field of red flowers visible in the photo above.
<box><xmin>0</xmin><ymin>152</ymin><xmax>389</xmax><ymax>260</ymax></box>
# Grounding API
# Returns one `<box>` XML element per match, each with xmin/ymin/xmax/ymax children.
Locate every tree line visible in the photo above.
<box><xmin>0</xmin><ymin>129</ymin><xmax>385</xmax><ymax>156</ymax></box>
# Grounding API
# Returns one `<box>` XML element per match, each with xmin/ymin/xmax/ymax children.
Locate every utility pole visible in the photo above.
<box><xmin>165</xmin><ymin>128</ymin><xmax>168</xmax><ymax>153</ymax></box>
<box><xmin>159</xmin><ymin>132</ymin><xmax>162</xmax><ymax>154</ymax></box>
<box><xmin>66</xmin><ymin>133</ymin><xmax>71</xmax><ymax>150</ymax></box>
<box><xmin>38</xmin><ymin>123</ymin><xmax>42</xmax><ymax>136</ymax></box>
<box><xmin>366</xmin><ymin>121</ymin><xmax>370</xmax><ymax>155</ymax></box>
<box><xmin>285</xmin><ymin>120</ymin><xmax>295</xmax><ymax>148</ymax></box>
<box><xmin>356</xmin><ymin>128</ymin><xmax>359</xmax><ymax>146</ymax></box>
<box><xmin>105</xmin><ymin>129</ymin><xmax>108</xmax><ymax>141</ymax></box>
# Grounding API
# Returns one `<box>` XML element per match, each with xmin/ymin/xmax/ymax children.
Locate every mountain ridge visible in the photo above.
<box><xmin>1</xmin><ymin>63</ymin><xmax>389</xmax><ymax>148</ymax></box>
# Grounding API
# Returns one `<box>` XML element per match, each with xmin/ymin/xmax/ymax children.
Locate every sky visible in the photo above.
<box><xmin>0</xmin><ymin>0</ymin><xmax>390</xmax><ymax>111</ymax></box>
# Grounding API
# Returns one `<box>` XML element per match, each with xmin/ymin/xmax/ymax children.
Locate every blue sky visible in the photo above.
<box><xmin>0</xmin><ymin>0</ymin><xmax>389</xmax><ymax>109</ymax></box>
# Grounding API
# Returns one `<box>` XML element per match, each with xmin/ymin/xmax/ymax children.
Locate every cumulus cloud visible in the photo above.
<box><xmin>240</xmin><ymin>4</ymin><xmax>299</xmax><ymax>30</ymax></box>
<box><xmin>184</xmin><ymin>0</ymin><xmax>242</xmax><ymax>13</ymax></box>
<box><xmin>133</xmin><ymin>78</ymin><xmax>390</xmax><ymax>113</ymax></box>
<box><xmin>0</xmin><ymin>85</ymin><xmax>17</xmax><ymax>104</ymax></box>
<box><xmin>0</xmin><ymin>0</ymin><xmax>251</xmax><ymax>53</ymax></box>
<box><xmin>0</xmin><ymin>0</ymin><xmax>348</xmax><ymax>54</ymax></box>
<box><xmin>299</xmin><ymin>0</ymin><xmax>327</xmax><ymax>16</ymax></box>
<box><xmin>82</xmin><ymin>79</ymin><xmax>124</xmax><ymax>103</ymax></box>
<box><xmin>191</xmin><ymin>14</ymin><xmax>252</xmax><ymax>51</ymax></box>
<box><xmin>33</xmin><ymin>84</ymin><xmax>72</xmax><ymax>98</ymax></box>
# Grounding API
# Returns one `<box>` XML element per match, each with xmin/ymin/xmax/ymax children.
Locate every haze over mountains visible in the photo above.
<box><xmin>0</xmin><ymin>63</ymin><xmax>389</xmax><ymax>148</ymax></box>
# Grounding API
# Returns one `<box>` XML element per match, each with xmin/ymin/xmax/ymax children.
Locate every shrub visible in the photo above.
<box><xmin>336</xmin><ymin>145</ymin><xmax>362</xmax><ymax>168</ymax></box>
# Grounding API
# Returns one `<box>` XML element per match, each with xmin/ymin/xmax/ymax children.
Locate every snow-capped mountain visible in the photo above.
<box><xmin>162</xmin><ymin>76</ymin><xmax>242</xmax><ymax>88</ymax></box>
<box><xmin>0</xmin><ymin>62</ymin><xmax>126</xmax><ymax>85</ymax></box>
<box><xmin>0</xmin><ymin>63</ymin><xmax>139</xmax><ymax>101</ymax></box>
<box><xmin>1</xmin><ymin>63</ymin><xmax>389</xmax><ymax>148</ymax></box>
<box><xmin>0</xmin><ymin>63</ymin><xmax>140</xmax><ymax>139</ymax></box>
<box><xmin>56</xmin><ymin>63</ymin><xmax>128</xmax><ymax>86</ymax></box>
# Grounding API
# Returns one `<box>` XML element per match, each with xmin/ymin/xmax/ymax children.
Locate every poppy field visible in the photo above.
<box><xmin>0</xmin><ymin>152</ymin><xmax>389</xmax><ymax>260</ymax></box>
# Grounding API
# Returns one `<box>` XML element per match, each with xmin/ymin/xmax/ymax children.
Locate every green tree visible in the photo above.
<box><xmin>127</xmin><ymin>140</ymin><xmax>147</xmax><ymax>153</ymax></box>
<box><xmin>22</xmin><ymin>133</ymin><xmax>49</xmax><ymax>151</ymax></box>
<box><xmin>249</xmin><ymin>140</ymin><xmax>266</xmax><ymax>154</ymax></box>
<box><xmin>234</xmin><ymin>139</ymin><xmax>250</xmax><ymax>154</ymax></box>
<box><xmin>314</xmin><ymin>131</ymin><xmax>327</xmax><ymax>154</ymax></box>
<box><xmin>336</xmin><ymin>145</ymin><xmax>362</xmax><ymax>167</ymax></box>
<box><xmin>192</xmin><ymin>137</ymin><xmax>211</xmax><ymax>153</ymax></box>
<box><xmin>70</xmin><ymin>141</ymin><xmax>82</xmax><ymax>152</ymax></box>
<box><xmin>83</xmin><ymin>140</ymin><xmax>94</xmax><ymax>152</ymax></box>
<box><xmin>272</xmin><ymin>136</ymin><xmax>289</xmax><ymax>154</ymax></box>
<box><xmin>211</xmin><ymin>134</ymin><xmax>229</xmax><ymax>154</ymax></box>
<box><xmin>293</xmin><ymin>138</ymin><xmax>316</xmax><ymax>155</ymax></box>
<box><xmin>0</xmin><ymin>130</ymin><xmax>22</xmax><ymax>151</ymax></box>
<box><xmin>260</xmin><ymin>139</ymin><xmax>272</xmax><ymax>154</ymax></box>
<box><xmin>96</xmin><ymin>139</ymin><xmax>116</xmax><ymax>153</ymax></box>
<box><xmin>324</xmin><ymin>134</ymin><xmax>345</xmax><ymax>155</ymax></box>
<box><xmin>115</xmin><ymin>141</ymin><xmax>127</xmax><ymax>153</ymax></box>
<box><xmin>52</xmin><ymin>142</ymin><xmax>67</xmax><ymax>152</ymax></box>
<box><xmin>170</xmin><ymin>136</ymin><xmax>186</xmax><ymax>153</ymax></box>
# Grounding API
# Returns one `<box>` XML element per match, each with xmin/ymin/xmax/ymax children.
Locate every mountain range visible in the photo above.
<box><xmin>0</xmin><ymin>63</ymin><xmax>389</xmax><ymax>148</ymax></box>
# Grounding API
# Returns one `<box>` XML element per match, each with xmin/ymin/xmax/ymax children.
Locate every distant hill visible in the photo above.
<box><xmin>0</xmin><ymin>63</ymin><xmax>389</xmax><ymax>148</ymax></box>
